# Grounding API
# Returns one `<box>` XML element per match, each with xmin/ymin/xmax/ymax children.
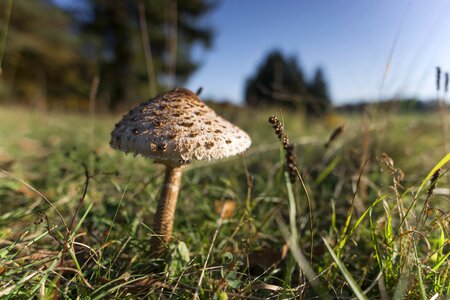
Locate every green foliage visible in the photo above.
<box><xmin>77</xmin><ymin>0</ymin><xmax>215</xmax><ymax>110</ymax></box>
<box><xmin>245</xmin><ymin>50</ymin><xmax>332</xmax><ymax>116</ymax></box>
<box><xmin>0</xmin><ymin>0</ymin><xmax>90</xmax><ymax>109</ymax></box>
<box><xmin>0</xmin><ymin>106</ymin><xmax>448</xmax><ymax>298</ymax></box>
<box><xmin>0</xmin><ymin>0</ymin><xmax>215</xmax><ymax>111</ymax></box>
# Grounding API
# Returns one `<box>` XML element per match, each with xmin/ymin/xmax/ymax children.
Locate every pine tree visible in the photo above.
<box><xmin>78</xmin><ymin>0</ymin><xmax>215</xmax><ymax>110</ymax></box>
<box><xmin>0</xmin><ymin>0</ymin><xmax>88</xmax><ymax>109</ymax></box>
<box><xmin>245</xmin><ymin>50</ymin><xmax>307</xmax><ymax>108</ymax></box>
<box><xmin>245</xmin><ymin>50</ymin><xmax>331</xmax><ymax>115</ymax></box>
<box><xmin>1</xmin><ymin>0</ymin><xmax>215</xmax><ymax>111</ymax></box>
<box><xmin>306</xmin><ymin>67</ymin><xmax>331</xmax><ymax>115</ymax></box>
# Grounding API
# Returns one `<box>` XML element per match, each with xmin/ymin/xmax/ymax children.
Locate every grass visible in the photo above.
<box><xmin>0</xmin><ymin>105</ymin><xmax>449</xmax><ymax>299</ymax></box>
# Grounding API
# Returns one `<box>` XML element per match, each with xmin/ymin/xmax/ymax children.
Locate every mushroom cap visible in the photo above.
<box><xmin>110</xmin><ymin>88</ymin><xmax>252</xmax><ymax>167</ymax></box>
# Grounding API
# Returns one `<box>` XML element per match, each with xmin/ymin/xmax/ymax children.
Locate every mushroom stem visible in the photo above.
<box><xmin>151</xmin><ymin>166</ymin><xmax>183</xmax><ymax>254</ymax></box>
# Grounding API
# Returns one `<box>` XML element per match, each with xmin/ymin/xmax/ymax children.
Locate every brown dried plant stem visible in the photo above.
<box><xmin>0</xmin><ymin>0</ymin><xmax>13</xmax><ymax>76</ymax></box>
<box><xmin>54</xmin><ymin>165</ymin><xmax>90</xmax><ymax>300</ymax></box>
<box><xmin>166</xmin><ymin>0</ymin><xmax>177</xmax><ymax>89</ymax></box>
<box><xmin>138</xmin><ymin>2</ymin><xmax>157</xmax><ymax>97</ymax></box>
<box><xmin>151</xmin><ymin>166</ymin><xmax>183</xmax><ymax>254</ymax></box>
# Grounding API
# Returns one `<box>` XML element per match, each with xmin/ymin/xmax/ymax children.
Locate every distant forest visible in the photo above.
<box><xmin>336</xmin><ymin>99</ymin><xmax>449</xmax><ymax>113</ymax></box>
<box><xmin>244</xmin><ymin>50</ymin><xmax>332</xmax><ymax>116</ymax></box>
<box><xmin>0</xmin><ymin>1</ymin><xmax>446</xmax><ymax>114</ymax></box>
<box><xmin>0</xmin><ymin>0</ymin><xmax>215</xmax><ymax>111</ymax></box>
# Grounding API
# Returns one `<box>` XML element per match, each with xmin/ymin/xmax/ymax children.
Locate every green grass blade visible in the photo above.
<box><xmin>29</xmin><ymin>251</ymin><xmax>63</xmax><ymax>296</ymax></box>
<box><xmin>277</xmin><ymin>217</ymin><xmax>331</xmax><ymax>299</ymax></box>
<box><xmin>431</xmin><ymin>252</ymin><xmax>450</xmax><ymax>272</ymax></box>
<box><xmin>285</xmin><ymin>170</ymin><xmax>298</xmax><ymax>239</ymax></box>
<box><xmin>70</xmin><ymin>202</ymin><xmax>93</xmax><ymax>239</ymax></box>
<box><xmin>369</xmin><ymin>208</ymin><xmax>382</xmax><ymax>271</ymax></box>
<box><xmin>316</xmin><ymin>156</ymin><xmax>340</xmax><ymax>185</ymax></box>
<box><xmin>322</xmin><ymin>237</ymin><xmax>368</xmax><ymax>300</ymax></box>
<box><xmin>413</xmin><ymin>244</ymin><xmax>427</xmax><ymax>300</ymax></box>
<box><xmin>414</xmin><ymin>152</ymin><xmax>450</xmax><ymax>199</ymax></box>
<box><xmin>338</xmin><ymin>195</ymin><xmax>387</xmax><ymax>253</ymax></box>
<box><xmin>393</xmin><ymin>271</ymin><xmax>410</xmax><ymax>300</ymax></box>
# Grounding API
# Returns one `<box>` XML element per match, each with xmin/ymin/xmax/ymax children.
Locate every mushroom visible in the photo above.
<box><xmin>110</xmin><ymin>88</ymin><xmax>251</xmax><ymax>254</ymax></box>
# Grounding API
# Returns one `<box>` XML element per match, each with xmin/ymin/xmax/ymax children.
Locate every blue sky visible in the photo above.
<box><xmin>184</xmin><ymin>0</ymin><xmax>450</xmax><ymax>103</ymax></box>
<box><xmin>53</xmin><ymin>0</ymin><xmax>450</xmax><ymax>104</ymax></box>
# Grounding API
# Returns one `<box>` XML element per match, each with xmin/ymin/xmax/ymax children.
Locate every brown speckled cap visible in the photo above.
<box><xmin>110</xmin><ymin>88</ymin><xmax>252</xmax><ymax>167</ymax></box>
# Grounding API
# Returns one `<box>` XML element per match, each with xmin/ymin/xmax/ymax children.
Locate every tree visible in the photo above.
<box><xmin>245</xmin><ymin>50</ymin><xmax>306</xmax><ymax>108</ymax></box>
<box><xmin>306</xmin><ymin>68</ymin><xmax>331</xmax><ymax>115</ymax></box>
<box><xmin>0</xmin><ymin>0</ymin><xmax>89</xmax><ymax>110</ymax></box>
<box><xmin>78</xmin><ymin>0</ymin><xmax>135</xmax><ymax>111</ymax></box>
<box><xmin>0</xmin><ymin>0</ymin><xmax>215</xmax><ymax>111</ymax></box>
<box><xmin>245</xmin><ymin>50</ymin><xmax>331</xmax><ymax>115</ymax></box>
<box><xmin>77</xmin><ymin>0</ymin><xmax>215</xmax><ymax>111</ymax></box>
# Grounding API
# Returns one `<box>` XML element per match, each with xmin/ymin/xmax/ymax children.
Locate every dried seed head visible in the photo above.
<box><xmin>325</xmin><ymin>125</ymin><xmax>344</xmax><ymax>148</ymax></box>
<box><xmin>427</xmin><ymin>169</ymin><xmax>440</xmax><ymax>197</ymax></box>
<box><xmin>445</xmin><ymin>73</ymin><xmax>449</xmax><ymax>93</ymax></box>
<box><xmin>268</xmin><ymin>115</ymin><xmax>298</xmax><ymax>183</ymax></box>
<box><xmin>436</xmin><ymin>66</ymin><xmax>441</xmax><ymax>91</ymax></box>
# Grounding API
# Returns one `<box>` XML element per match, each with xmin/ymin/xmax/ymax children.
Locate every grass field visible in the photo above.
<box><xmin>0</xmin><ymin>105</ymin><xmax>449</xmax><ymax>299</ymax></box>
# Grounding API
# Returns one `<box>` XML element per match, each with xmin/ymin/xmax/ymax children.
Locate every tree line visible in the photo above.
<box><xmin>245</xmin><ymin>50</ymin><xmax>331</xmax><ymax>116</ymax></box>
<box><xmin>0</xmin><ymin>0</ymin><xmax>332</xmax><ymax>114</ymax></box>
<box><xmin>0</xmin><ymin>0</ymin><xmax>215</xmax><ymax>111</ymax></box>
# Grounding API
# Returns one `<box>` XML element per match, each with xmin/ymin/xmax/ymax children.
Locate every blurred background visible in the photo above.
<box><xmin>1</xmin><ymin>0</ymin><xmax>449</xmax><ymax>114</ymax></box>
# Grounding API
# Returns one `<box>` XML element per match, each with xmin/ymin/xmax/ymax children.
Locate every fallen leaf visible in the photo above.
<box><xmin>215</xmin><ymin>199</ymin><xmax>236</xmax><ymax>219</ymax></box>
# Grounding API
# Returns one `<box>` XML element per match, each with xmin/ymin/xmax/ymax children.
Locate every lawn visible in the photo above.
<box><xmin>0</xmin><ymin>105</ymin><xmax>449</xmax><ymax>299</ymax></box>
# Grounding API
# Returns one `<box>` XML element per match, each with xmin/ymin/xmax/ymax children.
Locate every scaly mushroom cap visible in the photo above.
<box><xmin>110</xmin><ymin>88</ymin><xmax>252</xmax><ymax>167</ymax></box>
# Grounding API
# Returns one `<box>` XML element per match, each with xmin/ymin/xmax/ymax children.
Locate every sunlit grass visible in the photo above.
<box><xmin>0</xmin><ymin>106</ymin><xmax>448</xmax><ymax>298</ymax></box>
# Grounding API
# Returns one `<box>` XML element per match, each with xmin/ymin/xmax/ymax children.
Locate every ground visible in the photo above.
<box><xmin>0</xmin><ymin>105</ymin><xmax>448</xmax><ymax>299</ymax></box>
